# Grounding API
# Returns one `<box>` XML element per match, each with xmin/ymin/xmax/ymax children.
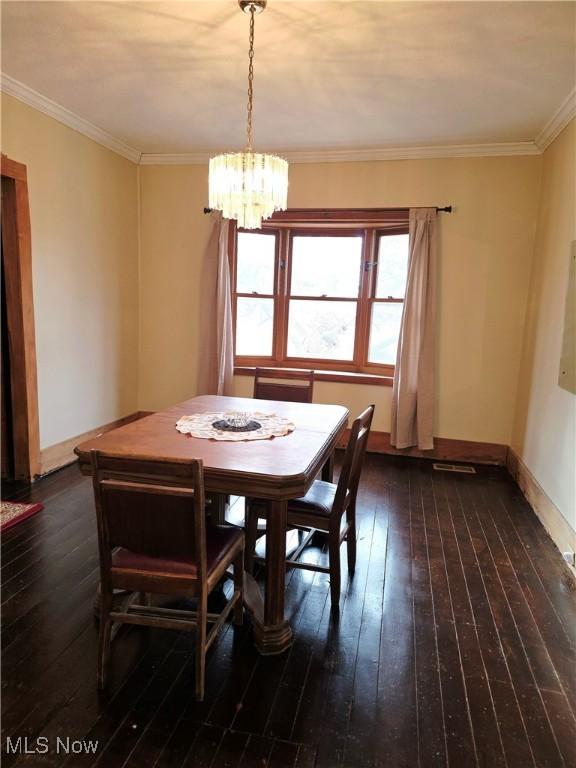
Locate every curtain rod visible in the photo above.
<box><xmin>203</xmin><ymin>206</ymin><xmax>452</xmax><ymax>214</ymax></box>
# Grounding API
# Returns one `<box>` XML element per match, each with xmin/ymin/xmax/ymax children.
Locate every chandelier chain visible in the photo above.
<box><xmin>246</xmin><ymin>7</ymin><xmax>255</xmax><ymax>151</ymax></box>
<box><xmin>209</xmin><ymin>0</ymin><xmax>288</xmax><ymax>230</ymax></box>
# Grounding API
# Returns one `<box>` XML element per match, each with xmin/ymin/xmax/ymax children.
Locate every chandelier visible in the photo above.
<box><xmin>208</xmin><ymin>0</ymin><xmax>288</xmax><ymax>230</ymax></box>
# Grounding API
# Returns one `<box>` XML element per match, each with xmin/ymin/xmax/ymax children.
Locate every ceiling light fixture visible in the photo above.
<box><xmin>208</xmin><ymin>0</ymin><xmax>288</xmax><ymax>230</ymax></box>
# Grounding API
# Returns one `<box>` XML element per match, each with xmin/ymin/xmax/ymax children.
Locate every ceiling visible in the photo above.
<box><xmin>1</xmin><ymin>1</ymin><xmax>575</xmax><ymax>156</ymax></box>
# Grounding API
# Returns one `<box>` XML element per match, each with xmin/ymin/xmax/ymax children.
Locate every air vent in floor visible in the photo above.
<box><xmin>433</xmin><ymin>463</ymin><xmax>476</xmax><ymax>474</ymax></box>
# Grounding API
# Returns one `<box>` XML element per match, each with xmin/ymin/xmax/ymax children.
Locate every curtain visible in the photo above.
<box><xmin>390</xmin><ymin>208</ymin><xmax>438</xmax><ymax>450</ymax></box>
<box><xmin>197</xmin><ymin>212</ymin><xmax>234</xmax><ymax>396</ymax></box>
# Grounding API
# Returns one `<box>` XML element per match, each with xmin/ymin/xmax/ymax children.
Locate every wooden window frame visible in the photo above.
<box><xmin>229</xmin><ymin>209</ymin><xmax>409</xmax><ymax>379</ymax></box>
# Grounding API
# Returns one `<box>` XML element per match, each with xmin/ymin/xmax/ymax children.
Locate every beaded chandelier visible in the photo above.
<box><xmin>208</xmin><ymin>1</ymin><xmax>288</xmax><ymax>230</ymax></box>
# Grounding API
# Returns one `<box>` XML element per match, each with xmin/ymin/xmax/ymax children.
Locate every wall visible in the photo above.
<box><xmin>512</xmin><ymin>120</ymin><xmax>575</xmax><ymax>533</ymax></box>
<box><xmin>139</xmin><ymin>155</ymin><xmax>542</xmax><ymax>445</ymax></box>
<box><xmin>138</xmin><ymin>165</ymin><xmax>211</xmax><ymax>409</ymax></box>
<box><xmin>1</xmin><ymin>93</ymin><xmax>139</xmax><ymax>449</ymax></box>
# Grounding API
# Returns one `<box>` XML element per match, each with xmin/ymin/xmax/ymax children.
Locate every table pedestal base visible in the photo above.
<box><xmin>252</xmin><ymin>619</ymin><xmax>293</xmax><ymax>656</ymax></box>
<box><xmin>242</xmin><ymin>571</ymin><xmax>293</xmax><ymax>655</ymax></box>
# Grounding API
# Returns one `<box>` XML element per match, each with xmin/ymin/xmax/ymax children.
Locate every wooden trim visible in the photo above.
<box><xmin>507</xmin><ymin>448</ymin><xmax>576</xmax><ymax>577</ymax></box>
<box><xmin>234</xmin><ymin>366</ymin><xmax>393</xmax><ymax>387</ymax></box>
<box><xmin>234</xmin><ymin>356</ymin><xmax>393</xmax><ymax>376</ymax></box>
<box><xmin>39</xmin><ymin>411</ymin><xmax>151</xmax><ymax>476</ymax></box>
<box><xmin>357</xmin><ymin>228</ymin><xmax>374</xmax><ymax>367</ymax></box>
<box><xmin>336</xmin><ymin>428</ymin><xmax>509</xmax><ymax>465</ymax></box>
<box><xmin>275</xmin><ymin>228</ymin><xmax>289</xmax><ymax>361</ymax></box>
<box><xmin>268</xmin><ymin>209</ymin><xmax>411</xmax><ymax>223</ymax></box>
<box><xmin>272</xmin><ymin>229</ymin><xmax>283</xmax><ymax>361</ymax></box>
<box><xmin>1</xmin><ymin>156</ymin><xmax>27</xmax><ymax>182</ymax></box>
<box><xmin>1</xmin><ymin>154</ymin><xmax>40</xmax><ymax>479</ymax></box>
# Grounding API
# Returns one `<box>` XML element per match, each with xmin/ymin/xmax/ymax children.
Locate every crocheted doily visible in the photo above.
<box><xmin>175</xmin><ymin>411</ymin><xmax>295</xmax><ymax>441</ymax></box>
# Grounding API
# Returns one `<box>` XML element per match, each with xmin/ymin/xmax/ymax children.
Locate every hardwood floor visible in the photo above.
<box><xmin>1</xmin><ymin>455</ymin><xmax>575</xmax><ymax>767</ymax></box>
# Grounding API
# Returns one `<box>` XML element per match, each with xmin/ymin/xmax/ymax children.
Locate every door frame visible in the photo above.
<box><xmin>1</xmin><ymin>154</ymin><xmax>40</xmax><ymax>479</ymax></box>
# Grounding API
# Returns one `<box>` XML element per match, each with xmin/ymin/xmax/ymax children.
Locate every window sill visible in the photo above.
<box><xmin>234</xmin><ymin>366</ymin><xmax>393</xmax><ymax>387</ymax></box>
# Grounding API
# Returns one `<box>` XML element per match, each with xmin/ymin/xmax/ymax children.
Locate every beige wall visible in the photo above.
<box><xmin>512</xmin><ymin>120</ymin><xmax>576</xmax><ymax>531</ymax></box>
<box><xmin>138</xmin><ymin>165</ymin><xmax>211</xmax><ymax>409</ymax></box>
<box><xmin>1</xmin><ymin>93</ymin><xmax>139</xmax><ymax>449</ymax></box>
<box><xmin>140</xmin><ymin>155</ymin><xmax>542</xmax><ymax>445</ymax></box>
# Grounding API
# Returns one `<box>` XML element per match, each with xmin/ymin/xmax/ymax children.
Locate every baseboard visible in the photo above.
<box><xmin>38</xmin><ymin>411</ymin><xmax>150</xmax><ymax>477</ymax></box>
<box><xmin>506</xmin><ymin>448</ymin><xmax>576</xmax><ymax>577</ymax></box>
<box><xmin>338</xmin><ymin>429</ymin><xmax>508</xmax><ymax>465</ymax></box>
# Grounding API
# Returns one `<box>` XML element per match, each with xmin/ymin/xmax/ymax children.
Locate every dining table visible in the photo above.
<box><xmin>75</xmin><ymin>394</ymin><xmax>349</xmax><ymax>655</ymax></box>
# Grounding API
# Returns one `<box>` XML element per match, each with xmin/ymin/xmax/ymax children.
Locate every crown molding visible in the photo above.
<box><xmin>140</xmin><ymin>152</ymin><xmax>212</xmax><ymax>165</ymax></box>
<box><xmin>535</xmin><ymin>87</ymin><xmax>576</xmax><ymax>151</ymax></box>
<box><xmin>140</xmin><ymin>141</ymin><xmax>540</xmax><ymax>166</ymax></box>
<box><xmin>283</xmin><ymin>142</ymin><xmax>541</xmax><ymax>162</ymax></box>
<box><xmin>1</xmin><ymin>74</ymin><xmax>142</xmax><ymax>164</ymax></box>
<box><xmin>6</xmin><ymin>71</ymin><xmax>571</xmax><ymax>166</ymax></box>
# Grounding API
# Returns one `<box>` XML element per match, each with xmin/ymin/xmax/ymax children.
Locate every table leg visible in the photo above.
<box><xmin>247</xmin><ymin>499</ymin><xmax>293</xmax><ymax>655</ymax></box>
<box><xmin>322</xmin><ymin>451</ymin><xmax>335</xmax><ymax>483</ymax></box>
<box><xmin>208</xmin><ymin>493</ymin><xmax>227</xmax><ymax>525</ymax></box>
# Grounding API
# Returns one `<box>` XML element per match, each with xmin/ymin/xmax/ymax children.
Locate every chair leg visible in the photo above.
<box><xmin>195</xmin><ymin>590</ymin><xmax>207</xmax><ymax>702</ymax></box>
<box><xmin>244</xmin><ymin>504</ymin><xmax>260</xmax><ymax>575</ymax></box>
<box><xmin>328</xmin><ymin>534</ymin><xmax>341</xmax><ymax>608</ymax></box>
<box><xmin>346</xmin><ymin>505</ymin><xmax>357</xmax><ymax>575</ymax></box>
<box><xmin>97</xmin><ymin>588</ymin><xmax>113</xmax><ymax>690</ymax></box>
<box><xmin>233</xmin><ymin>550</ymin><xmax>244</xmax><ymax>626</ymax></box>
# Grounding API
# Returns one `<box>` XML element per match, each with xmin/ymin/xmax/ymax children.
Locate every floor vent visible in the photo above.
<box><xmin>433</xmin><ymin>463</ymin><xmax>476</xmax><ymax>474</ymax></box>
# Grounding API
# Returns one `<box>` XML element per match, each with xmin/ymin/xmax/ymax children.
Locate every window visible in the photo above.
<box><xmin>368</xmin><ymin>233</ymin><xmax>410</xmax><ymax>365</ymax></box>
<box><xmin>230</xmin><ymin>210</ymin><xmax>410</xmax><ymax>377</ymax></box>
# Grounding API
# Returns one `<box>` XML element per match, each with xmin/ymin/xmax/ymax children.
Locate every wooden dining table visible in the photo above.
<box><xmin>75</xmin><ymin>394</ymin><xmax>349</xmax><ymax>655</ymax></box>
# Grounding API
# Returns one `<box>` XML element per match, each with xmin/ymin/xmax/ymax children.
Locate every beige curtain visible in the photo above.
<box><xmin>197</xmin><ymin>212</ymin><xmax>234</xmax><ymax>396</ymax></box>
<box><xmin>390</xmin><ymin>208</ymin><xmax>438</xmax><ymax>450</ymax></box>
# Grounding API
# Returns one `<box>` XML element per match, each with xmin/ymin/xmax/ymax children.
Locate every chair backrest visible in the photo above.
<box><xmin>333</xmin><ymin>405</ymin><xmax>375</xmax><ymax>517</ymax></box>
<box><xmin>90</xmin><ymin>451</ymin><xmax>206</xmax><ymax>585</ymax></box>
<box><xmin>253</xmin><ymin>368</ymin><xmax>314</xmax><ymax>403</ymax></box>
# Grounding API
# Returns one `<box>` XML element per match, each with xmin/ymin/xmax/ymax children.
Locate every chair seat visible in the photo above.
<box><xmin>112</xmin><ymin>525</ymin><xmax>243</xmax><ymax>578</ymax></box>
<box><xmin>249</xmin><ymin>480</ymin><xmax>337</xmax><ymax>520</ymax></box>
<box><xmin>289</xmin><ymin>480</ymin><xmax>337</xmax><ymax>517</ymax></box>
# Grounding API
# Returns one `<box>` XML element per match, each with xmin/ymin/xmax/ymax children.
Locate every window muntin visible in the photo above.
<box><xmin>231</xmin><ymin>221</ymin><xmax>409</xmax><ymax>373</ymax></box>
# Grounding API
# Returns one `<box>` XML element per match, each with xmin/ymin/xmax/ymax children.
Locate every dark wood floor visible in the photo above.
<box><xmin>2</xmin><ymin>455</ymin><xmax>575</xmax><ymax>768</ymax></box>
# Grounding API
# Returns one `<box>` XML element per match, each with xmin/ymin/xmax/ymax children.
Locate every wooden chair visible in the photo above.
<box><xmin>253</xmin><ymin>368</ymin><xmax>314</xmax><ymax>403</ymax></box>
<box><xmin>245</xmin><ymin>405</ymin><xmax>374</xmax><ymax>607</ymax></box>
<box><xmin>90</xmin><ymin>450</ymin><xmax>244</xmax><ymax>701</ymax></box>
<box><xmin>251</xmin><ymin>368</ymin><xmax>333</xmax><ymax>479</ymax></box>
<box><xmin>245</xmin><ymin>367</ymin><xmax>324</xmax><ymax>541</ymax></box>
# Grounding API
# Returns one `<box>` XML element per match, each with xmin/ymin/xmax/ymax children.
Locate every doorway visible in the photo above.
<box><xmin>1</xmin><ymin>156</ymin><xmax>40</xmax><ymax>481</ymax></box>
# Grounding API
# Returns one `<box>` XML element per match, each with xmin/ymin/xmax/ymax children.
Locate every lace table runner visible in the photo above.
<box><xmin>175</xmin><ymin>412</ymin><xmax>295</xmax><ymax>441</ymax></box>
